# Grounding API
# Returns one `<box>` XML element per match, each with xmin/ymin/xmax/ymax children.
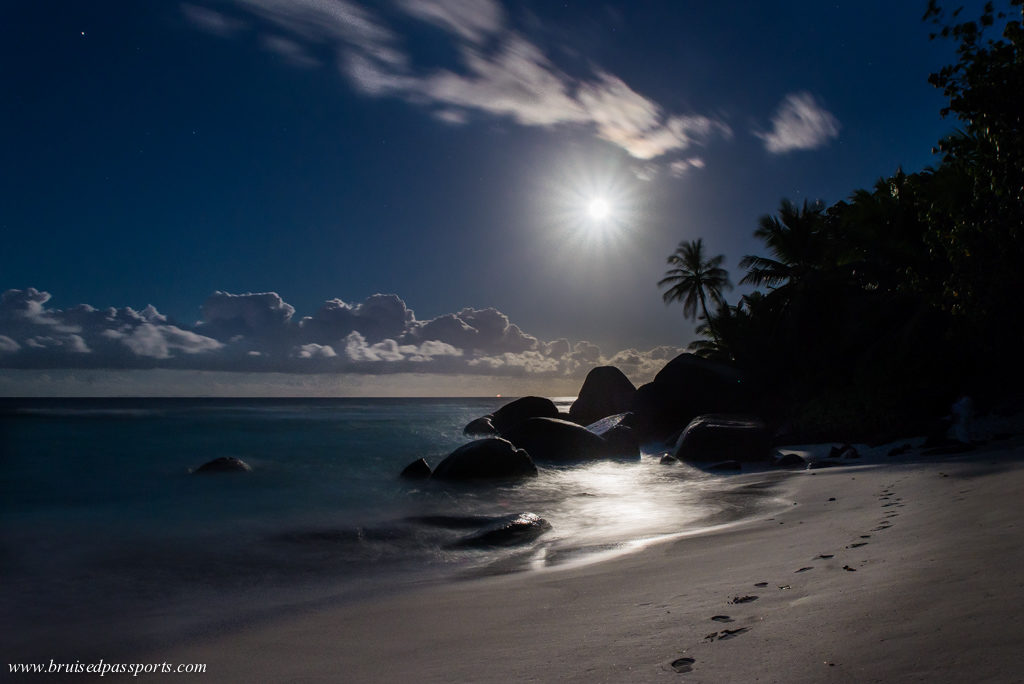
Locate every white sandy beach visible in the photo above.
<box><xmin>156</xmin><ymin>438</ymin><xmax>1024</xmax><ymax>683</ymax></box>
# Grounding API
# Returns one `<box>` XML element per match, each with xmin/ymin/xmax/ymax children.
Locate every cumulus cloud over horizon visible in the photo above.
<box><xmin>0</xmin><ymin>287</ymin><xmax>682</xmax><ymax>382</ymax></box>
<box><xmin>182</xmin><ymin>0</ymin><xmax>731</xmax><ymax>165</ymax></box>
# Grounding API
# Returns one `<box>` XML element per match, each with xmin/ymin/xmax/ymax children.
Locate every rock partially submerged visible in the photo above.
<box><xmin>569</xmin><ymin>366</ymin><xmax>636</xmax><ymax>426</ymax></box>
<box><xmin>446</xmin><ymin>512</ymin><xmax>552</xmax><ymax>549</ymax></box>
<box><xmin>463</xmin><ymin>415</ymin><xmax>497</xmax><ymax>436</ymax></box>
<box><xmin>463</xmin><ymin>396</ymin><xmax>559</xmax><ymax>437</ymax></box>
<box><xmin>586</xmin><ymin>413</ymin><xmax>641</xmax><ymax>461</ymax></box>
<box><xmin>431</xmin><ymin>438</ymin><xmax>537</xmax><ymax>482</ymax></box>
<box><xmin>673</xmin><ymin>415</ymin><xmax>771</xmax><ymax>464</ymax></box>
<box><xmin>504</xmin><ymin>416</ymin><xmax>638</xmax><ymax>463</ymax></box>
<box><xmin>399</xmin><ymin>457</ymin><xmax>432</xmax><ymax>480</ymax></box>
<box><xmin>193</xmin><ymin>456</ymin><xmax>252</xmax><ymax>474</ymax></box>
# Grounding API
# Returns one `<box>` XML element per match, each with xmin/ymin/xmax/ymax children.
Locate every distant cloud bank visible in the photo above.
<box><xmin>0</xmin><ymin>288</ymin><xmax>681</xmax><ymax>381</ymax></box>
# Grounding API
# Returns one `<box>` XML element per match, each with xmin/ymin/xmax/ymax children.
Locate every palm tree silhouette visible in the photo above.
<box><xmin>738</xmin><ymin>199</ymin><xmax>830</xmax><ymax>290</ymax></box>
<box><xmin>658</xmin><ymin>238</ymin><xmax>733</xmax><ymax>338</ymax></box>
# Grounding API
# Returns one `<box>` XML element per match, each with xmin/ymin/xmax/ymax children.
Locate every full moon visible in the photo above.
<box><xmin>587</xmin><ymin>197</ymin><xmax>611</xmax><ymax>220</ymax></box>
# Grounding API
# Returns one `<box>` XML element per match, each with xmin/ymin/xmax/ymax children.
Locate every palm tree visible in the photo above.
<box><xmin>658</xmin><ymin>239</ymin><xmax>733</xmax><ymax>338</ymax></box>
<box><xmin>738</xmin><ymin>199</ymin><xmax>828</xmax><ymax>291</ymax></box>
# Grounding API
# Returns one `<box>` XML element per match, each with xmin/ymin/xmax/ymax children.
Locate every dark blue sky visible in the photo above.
<box><xmin>0</xmin><ymin>1</ymin><xmax>981</xmax><ymax>393</ymax></box>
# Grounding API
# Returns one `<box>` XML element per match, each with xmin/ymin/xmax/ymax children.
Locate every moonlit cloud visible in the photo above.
<box><xmin>181</xmin><ymin>3</ymin><xmax>248</xmax><ymax>36</ymax></box>
<box><xmin>182</xmin><ymin>0</ymin><xmax>730</xmax><ymax>164</ymax></box>
<box><xmin>756</xmin><ymin>92</ymin><xmax>840</xmax><ymax>154</ymax></box>
<box><xmin>0</xmin><ymin>287</ymin><xmax>681</xmax><ymax>381</ymax></box>
<box><xmin>394</xmin><ymin>0</ymin><xmax>505</xmax><ymax>44</ymax></box>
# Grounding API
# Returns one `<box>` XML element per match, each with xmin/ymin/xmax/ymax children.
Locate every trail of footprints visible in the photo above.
<box><xmin>668</xmin><ymin>479</ymin><xmax>908</xmax><ymax>674</ymax></box>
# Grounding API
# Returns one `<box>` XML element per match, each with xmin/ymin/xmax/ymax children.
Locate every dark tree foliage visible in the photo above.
<box><xmin>662</xmin><ymin>2</ymin><xmax>1024</xmax><ymax>441</ymax></box>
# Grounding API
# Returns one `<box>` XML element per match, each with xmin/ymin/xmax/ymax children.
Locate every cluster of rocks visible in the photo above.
<box><xmin>399</xmin><ymin>352</ymin><xmax>785</xmax><ymax>482</ymax></box>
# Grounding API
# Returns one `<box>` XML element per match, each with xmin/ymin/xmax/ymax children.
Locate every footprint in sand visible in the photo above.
<box><xmin>754</xmin><ymin>582</ymin><xmax>768</xmax><ymax>587</ymax></box>
<box><xmin>816</xmin><ymin>554</ymin><xmax>835</xmax><ymax>559</ymax></box>
<box><xmin>860</xmin><ymin>535</ymin><xmax>871</xmax><ymax>539</ymax></box>
<box><xmin>729</xmin><ymin>595</ymin><xmax>758</xmax><ymax>604</ymax></box>
<box><xmin>843</xmin><ymin>565</ymin><xmax>857</xmax><ymax>572</ymax></box>
<box><xmin>847</xmin><ymin>542</ymin><xmax>868</xmax><ymax>548</ymax></box>
<box><xmin>670</xmin><ymin>657</ymin><xmax>696</xmax><ymax>673</ymax></box>
<box><xmin>716</xmin><ymin>627</ymin><xmax>750</xmax><ymax>640</ymax></box>
<box><xmin>794</xmin><ymin>566</ymin><xmax>814</xmax><ymax>573</ymax></box>
<box><xmin>778</xmin><ymin>584</ymin><xmax>791</xmax><ymax>590</ymax></box>
<box><xmin>711</xmin><ymin>615</ymin><xmax>734</xmax><ymax>623</ymax></box>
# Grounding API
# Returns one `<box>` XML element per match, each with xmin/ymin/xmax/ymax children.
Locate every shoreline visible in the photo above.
<box><xmin>149</xmin><ymin>438</ymin><xmax>1024</xmax><ymax>682</ymax></box>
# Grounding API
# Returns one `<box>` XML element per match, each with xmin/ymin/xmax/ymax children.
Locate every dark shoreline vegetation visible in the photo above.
<box><xmin>655</xmin><ymin>2</ymin><xmax>1024</xmax><ymax>443</ymax></box>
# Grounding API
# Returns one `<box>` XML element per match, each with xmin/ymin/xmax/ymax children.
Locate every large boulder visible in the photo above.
<box><xmin>490</xmin><ymin>396</ymin><xmax>560</xmax><ymax>435</ymax></box>
<box><xmin>504</xmin><ymin>417</ymin><xmax>635</xmax><ymax>463</ymax></box>
<box><xmin>672</xmin><ymin>415</ymin><xmax>772</xmax><ymax>464</ymax></box>
<box><xmin>193</xmin><ymin>456</ymin><xmax>252</xmax><ymax>474</ymax></box>
<box><xmin>464</xmin><ymin>396</ymin><xmax>559</xmax><ymax>437</ymax></box>
<box><xmin>569</xmin><ymin>366</ymin><xmax>636</xmax><ymax>426</ymax></box>
<box><xmin>631</xmin><ymin>353</ymin><xmax>752</xmax><ymax>440</ymax></box>
<box><xmin>431</xmin><ymin>438</ymin><xmax>537</xmax><ymax>482</ymax></box>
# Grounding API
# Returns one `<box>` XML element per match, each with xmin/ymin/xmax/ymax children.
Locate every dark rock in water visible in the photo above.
<box><xmin>631</xmin><ymin>353</ymin><xmax>752</xmax><ymax>440</ymax></box>
<box><xmin>431</xmin><ymin>438</ymin><xmax>537</xmax><ymax>482</ymax></box>
<box><xmin>463</xmin><ymin>415</ymin><xmax>497</xmax><ymax>436</ymax></box>
<box><xmin>399</xmin><ymin>457</ymin><xmax>432</xmax><ymax>480</ymax></box>
<box><xmin>448</xmin><ymin>512</ymin><xmax>551</xmax><ymax>549</ymax></box>
<box><xmin>586</xmin><ymin>414</ymin><xmax>641</xmax><ymax>460</ymax></box>
<box><xmin>660</xmin><ymin>453</ymin><xmax>679</xmax><ymax>465</ymax></box>
<box><xmin>672</xmin><ymin>415</ymin><xmax>771</xmax><ymax>463</ymax></box>
<box><xmin>504</xmin><ymin>417</ymin><xmax>615</xmax><ymax>463</ymax></box>
<box><xmin>569</xmin><ymin>366</ymin><xmax>637</xmax><ymax>426</ymax></box>
<box><xmin>490</xmin><ymin>396</ymin><xmax>560</xmax><ymax>436</ymax></box>
<box><xmin>193</xmin><ymin>456</ymin><xmax>252</xmax><ymax>474</ymax></box>
<box><xmin>708</xmin><ymin>460</ymin><xmax>742</xmax><ymax>471</ymax></box>
<box><xmin>600</xmin><ymin>424</ymin><xmax>641</xmax><ymax>460</ymax></box>
<box><xmin>773</xmin><ymin>452</ymin><xmax>806</xmax><ymax>468</ymax></box>
<box><xmin>807</xmin><ymin>460</ymin><xmax>843</xmax><ymax>469</ymax></box>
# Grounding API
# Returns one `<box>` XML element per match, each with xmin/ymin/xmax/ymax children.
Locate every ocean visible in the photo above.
<box><xmin>0</xmin><ymin>397</ymin><xmax>784</xmax><ymax>658</ymax></box>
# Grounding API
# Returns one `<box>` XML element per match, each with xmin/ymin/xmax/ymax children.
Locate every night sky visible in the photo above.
<box><xmin>0</xmin><ymin>1</ymin><xmax>977</xmax><ymax>395</ymax></box>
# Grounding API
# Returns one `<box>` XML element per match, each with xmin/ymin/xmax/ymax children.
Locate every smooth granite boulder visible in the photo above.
<box><xmin>631</xmin><ymin>353</ymin><xmax>752</xmax><ymax>440</ymax></box>
<box><xmin>463</xmin><ymin>415</ymin><xmax>497</xmax><ymax>436</ymax></box>
<box><xmin>569</xmin><ymin>366</ymin><xmax>637</xmax><ymax>426</ymax></box>
<box><xmin>399</xmin><ymin>457</ymin><xmax>432</xmax><ymax>480</ymax></box>
<box><xmin>503</xmin><ymin>416</ymin><xmax>620</xmax><ymax>464</ymax></box>
<box><xmin>431</xmin><ymin>438</ymin><xmax>537</xmax><ymax>482</ymax></box>
<box><xmin>447</xmin><ymin>512</ymin><xmax>552</xmax><ymax>549</ymax></box>
<box><xmin>193</xmin><ymin>456</ymin><xmax>252</xmax><ymax>474</ymax></box>
<box><xmin>490</xmin><ymin>396</ymin><xmax>560</xmax><ymax>435</ymax></box>
<box><xmin>672</xmin><ymin>415</ymin><xmax>772</xmax><ymax>464</ymax></box>
<box><xmin>585</xmin><ymin>413</ymin><xmax>641</xmax><ymax>460</ymax></box>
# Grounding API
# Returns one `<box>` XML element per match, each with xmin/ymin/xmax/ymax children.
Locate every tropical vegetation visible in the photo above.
<box><xmin>661</xmin><ymin>1</ymin><xmax>1024</xmax><ymax>441</ymax></box>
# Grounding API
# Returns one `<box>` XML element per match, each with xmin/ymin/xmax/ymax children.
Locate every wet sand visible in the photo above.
<box><xmin>161</xmin><ymin>441</ymin><xmax>1024</xmax><ymax>682</ymax></box>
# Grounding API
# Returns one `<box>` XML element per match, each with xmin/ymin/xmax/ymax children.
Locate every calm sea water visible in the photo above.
<box><xmin>0</xmin><ymin>397</ymin><xmax>784</xmax><ymax>657</ymax></box>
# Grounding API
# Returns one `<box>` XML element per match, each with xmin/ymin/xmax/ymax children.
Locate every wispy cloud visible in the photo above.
<box><xmin>181</xmin><ymin>0</ymin><xmax>730</xmax><ymax>163</ymax></box>
<box><xmin>756</xmin><ymin>92</ymin><xmax>840</xmax><ymax>154</ymax></box>
<box><xmin>0</xmin><ymin>288</ymin><xmax>681</xmax><ymax>381</ymax></box>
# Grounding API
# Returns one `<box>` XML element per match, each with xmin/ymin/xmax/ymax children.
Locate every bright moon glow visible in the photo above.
<box><xmin>587</xmin><ymin>197</ymin><xmax>611</xmax><ymax>220</ymax></box>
